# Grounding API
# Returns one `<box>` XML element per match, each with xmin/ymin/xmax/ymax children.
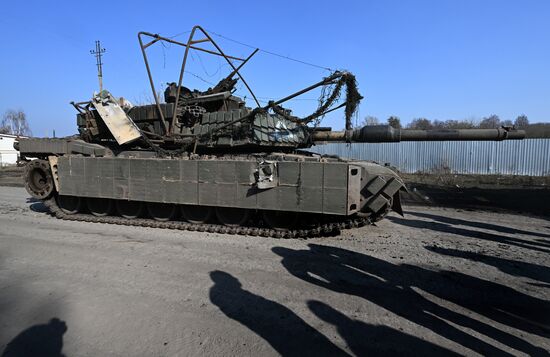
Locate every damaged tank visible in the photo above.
<box><xmin>16</xmin><ymin>26</ymin><xmax>526</xmax><ymax>238</ymax></box>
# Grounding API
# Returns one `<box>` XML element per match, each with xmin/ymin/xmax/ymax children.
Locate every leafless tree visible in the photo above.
<box><xmin>362</xmin><ymin>116</ymin><xmax>379</xmax><ymax>126</ymax></box>
<box><xmin>407</xmin><ymin>118</ymin><xmax>433</xmax><ymax>130</ymax></box>
<box><xmin>1</xmin><ymin>110</ymin><xmax>32</xmax><ymax>136</ymax></box>
<box><xmin>501</xmin><ymin>119</ymin><xmax>514</xmax><ymax>127</ymax></box>
<box><xmin>387</xmin><ymin>116</ymin><xmax>401</xmax><ymax>129</ymax></box>
<box><xmin>479</xmin><ymin>114</ymin><xmax>501</xmax><ymax>129</ymax></box>
<box><xmin>436</xmin><ymin>119</ymin><xmax>476</xmax><ymax>129</ymax></box>
<box><xmin>514</xmin><ymin>114</ymin><xmax>529</xmax><ymax>128</ymax></box>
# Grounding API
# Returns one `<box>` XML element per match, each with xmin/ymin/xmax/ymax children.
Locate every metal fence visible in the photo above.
<box><xmin>309</xmin><ymin>139</ymin><xmax>550</xmax><ymax>176</ymax></box>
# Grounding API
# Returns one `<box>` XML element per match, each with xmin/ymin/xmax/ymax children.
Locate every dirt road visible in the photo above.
<box><xmin>0</xmin><ymin>186</ymin><xmax>548</xmax><ymax>356</ymax></box>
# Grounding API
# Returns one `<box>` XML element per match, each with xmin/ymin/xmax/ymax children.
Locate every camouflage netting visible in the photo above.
<box><xmin>270</xmin><ymin>71</ymin><xmax>362</xmax><ymax>130</ymax></box>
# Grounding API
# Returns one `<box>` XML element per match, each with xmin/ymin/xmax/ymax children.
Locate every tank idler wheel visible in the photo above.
<box><xmin>181</xmin><ymin>205</ymin><xmax>213</xmax><ymax>224</ymax></box>
<box><xmin>87</xmin><ymin>198</ymin><xmax>113</xmax><ymax>217</ymax></box>
<box><xmin>147</xmin><ymin>202</ymin><xmax>177</xmax><ymax>221</ymax></box>
<box><xmin>57</xmin><ymin>195</ymin><xmax>82</xmax><ymax>215</ymax></box>
<box><xmin>262</xmin><ymin>210</ymin><xmax>298</xmax><ymax>230</ymax></box>
<box><xmin>116</xmin><ymin>200</ymin><xmax>144</xmax><ymax>219</ymax></box>
<box><xmin>25</xmin><ymin>159</ymin><xmax>54</xmax><ymax>199</ymax></box>
<box><xmin>215</xmin><ymin>207</ymin><xmax>250</xmax><ymax>227</ymax></box>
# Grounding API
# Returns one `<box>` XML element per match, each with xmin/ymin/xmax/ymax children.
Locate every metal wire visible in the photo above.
<box><xmin>206</xmin><ymin>29</ymin><xmax>334</xmax><ymax>72</ymax></box>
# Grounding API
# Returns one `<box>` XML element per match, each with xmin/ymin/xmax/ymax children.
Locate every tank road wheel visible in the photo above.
<box><xmin>181</xmin><ymin>205</ymin><xmax>213</xmax><ymax>224</ymax></box>
<box><xmin>147</xmin><ymin>203</ymin><xmax>177</xmax><ymax>221</ymax></box>
<box><xmin>87</xmin><ymin>198</ymin><xmax>113</xmax><ymax>217</ymax></box>
<box><xmin>56</xmin><ymin>195</ymin><xmax>82</xmax><ymax>215</ymax></box>
<box><xmin>215</xmin><ymin>207</ymin><xmax>250</xmax><ymax>227</ymax></box>
<box><xmin>262</xmin><ymin>210</ymin><xmax>298</xmax><ymax>230</ymax></box>
<box><xmin>24</xmin><ymin>159</ymin><xmax>54</xmax><ymax>199</ymax></box>
<box><xmin>116</xmin><ymin>200</ymin><xmax>144</xmax><ymax>219</ymax></box>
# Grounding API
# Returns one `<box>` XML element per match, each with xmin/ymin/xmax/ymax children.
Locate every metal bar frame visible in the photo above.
<box><xmin>137</xmin><ymin>27</ymin><xmax>260</xmax><ymax>136</ymax></box>
<box><xmin>137</xmin><ymin>26</ymin><xmax>347</xmax><ymax>142</ymax></box>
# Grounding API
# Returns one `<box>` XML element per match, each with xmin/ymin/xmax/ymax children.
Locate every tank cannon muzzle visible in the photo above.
<box><xmin>312</xmin><ymin>125</ymin><xmax>525</xmax><ymax>143</ymax></box>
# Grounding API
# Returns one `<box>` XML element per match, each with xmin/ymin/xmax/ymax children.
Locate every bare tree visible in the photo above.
<box><xmin>441</xmin><ymin>119</ymin><xmax>476</xmax><ymax>129</ymax></box>
<box><xmin>479</xmin><ymin>114</ymin><xmax>500</xmax><ymax>129</ymax></box>
<box><xmin>1</xmin><ymin>110</ymin><xmax>32</xmax><ymax>136</ymax></box>
<box><xmin>432</xmin><ymin>120</ymin><xmax>445</xmax><ymax>129</ymax></box>
<box><xmin>407</xmin><ymin>118</ymin><xmax>433</xmax><ymax>130</ymax></box>
<box><xmin>514</xmin><ymin>114</ymin><xmax>529</xmax><ymax>128</ymax></box>
<box><xmin>362</xmin><ymin>116</ymin><xmax>379</xmax><ymax>126</ymax></box>
<box><xmin>387</xmin><ymin>116</ymin><xmax>401</xmax><ymax>129</ymax></box>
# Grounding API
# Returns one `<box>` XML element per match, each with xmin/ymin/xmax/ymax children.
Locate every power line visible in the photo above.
<box><xmin>184</xmin><ymin>71</ymin><xmax>216</xmax><ymax>86</ymax></box>
<box><xmin>206</xmin><ymin>29</ymin><xmax>334</xmax><ymax>72</ymax></box>
<box><xmin>168</xmin><ymin>30</ymin><xmax>191</xmax><ymax>39</ymax></box>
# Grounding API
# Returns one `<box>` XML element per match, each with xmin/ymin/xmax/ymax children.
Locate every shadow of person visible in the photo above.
<box><xmin>273</xmin><ymin>245</ymin><xmax>549</xmax><ymax>357</ymax></box>
<box><xmin>407</xmin><ymin>211</ymin><xmax>550</xmax><ymax>239</ymax></box>
<box><xmin>209</xmin><ymin>271</ymin><xmax>349</xmax><ymax>357</ymax></box>
<box><xmin>2</xmin><ymin>318</ymin><xmax>67</xmax><ymax>357</ymax></box>
<box><xmin>29</xmin><ymin>201</ymin><xmax>49</xmax><ymax>213</ymax></box>
<box><xmin>388</xmin><ymin>216</ymin><xmax>550</xmax><ymax>253</ymax></box>
<box><xmin>425</xmin><ymin>246</ymin><xmax>550</xmax><ymax>284</ymax></box>
<box><xmin>308</xmin><ymin>300</ymin><xmax>460</xmax><ymax>356</ymax></box>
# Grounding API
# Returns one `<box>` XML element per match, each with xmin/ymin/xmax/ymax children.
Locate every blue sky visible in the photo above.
<box><xmin>1</xmin><ymin>0</ymin><xmax>549</xmax><ymax>136</ymax></box>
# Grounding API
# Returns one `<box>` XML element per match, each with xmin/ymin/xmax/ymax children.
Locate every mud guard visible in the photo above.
<box><xmin>391</xmin><ymin>190</ymin><xmax>404</xmax><ymax>216</ymax></box>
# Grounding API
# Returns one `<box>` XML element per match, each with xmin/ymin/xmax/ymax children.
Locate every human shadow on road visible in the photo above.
<box><xmin>426</xmin><ymin>246</ymin><xmax>550</xmax><ymax>284</ymax></box>
<box><xmin>1</xmin><ymin>318</ymin><xmax>67</xmax><ymax>357</ymax></box>
<box><xmin>273</xmin><ymin>244</ymin><xmax>550</xmax><ymax>356</ymax></box>
<box><xmin>26</xmin><ymin>196</ymin><xmax>48</xmax><ymax>213</ymax></box>
<box><xmin>407</xmin><ymin>211</ymin><xmax>550</xmax><ymax>239</ymax></box>
<box><xmin>29</xmin><ymin>201</ymin><xmax>48</xmax><ymax>213</ymax></box>
<box><xmin>388</xmin><ymin>216</ymin><xmax>550</xmax><ymax>253</ymax></box>
<box><xmin>209</xmin><ymin>270</ymin><xmax>349</xmax><ymax>356</ymax></box>
<box><xmin>308</xmin><ymin>300</ymin><xmax>460</xmax><ymax>356</ymax></box>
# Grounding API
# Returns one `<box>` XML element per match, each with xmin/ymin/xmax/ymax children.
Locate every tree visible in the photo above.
<box><xmin>501</xmin><ymin>119</ymin><xmax>513</xmax><ymax>127</ymax></box>
<box><xmin>479</xmin><ymin>114</ymin><xmax>500</xmax><ymax>129</ymax></box>
<box><xmin>407</xmin><ymin>118</ymin><xmax>433</xmax><ymax>130</ymax></box>
<box><xmin>387</xmin><ymin>116</ymin><xmax>401</xmax><ymax>129</ymax></box>
<box><xmin>362</xmin><ymin>116</ymin><xmax>379</xmax><ymax>126</ymax></box>
<box><xmin>514</xmin><ymin>114</ymin><xmax>529</xmax><ymax>128</ymax></box>
<box><xmin>1</xmin><ymin>110</ymin><xmax>32</xmax><ymax>136</ymax></box>
<box><xmin>442</xmin><ymin>119</ymin><xmax>476</xmax><ymax>129</ymax></box>
<box><xmin>432</xmin><ymin>120</ymin><xmax>445</xmax><ymax>129</ymax></box>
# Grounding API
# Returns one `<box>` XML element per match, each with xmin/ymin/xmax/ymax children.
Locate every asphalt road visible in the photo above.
<box><xmin>0</xmin><ymin>186</ymin><xmax>549</xmax><ymax>356</ymax></box>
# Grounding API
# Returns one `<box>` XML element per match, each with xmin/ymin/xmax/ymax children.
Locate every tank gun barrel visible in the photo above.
<box><xmin>312</xmin><ymin>125</ymin><xmax>525</xmax><ymax>143</ymax></box>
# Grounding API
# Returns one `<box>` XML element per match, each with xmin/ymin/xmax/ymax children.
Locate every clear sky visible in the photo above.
<box><xmin>1</xmin><ymin>0</ymin><xmax>549</xmax><ymax>137</ymax></box>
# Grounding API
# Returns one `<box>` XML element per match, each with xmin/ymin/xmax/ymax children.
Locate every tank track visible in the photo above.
<box><xmin>42</xmin><ymin>197</ymin><xmax>374</xmax><ymax>239</ymax></box>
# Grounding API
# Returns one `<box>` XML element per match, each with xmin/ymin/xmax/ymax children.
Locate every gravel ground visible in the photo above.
<box><xmin>0</xmin><ymin>186</ymin><xmax>548</xmax><ymax>356</ymax></box>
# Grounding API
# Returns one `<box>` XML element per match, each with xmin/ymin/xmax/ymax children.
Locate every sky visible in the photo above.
<box><xmin>1</xmin><ymin>0</ymin><xmax>549</xmax><ymax>137</ymax></box>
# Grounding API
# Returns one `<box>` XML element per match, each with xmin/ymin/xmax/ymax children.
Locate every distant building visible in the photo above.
<box><xmin>0</xmin><ymin>134</ymin><xmax>26</xmax><ymax>166</ymax></box>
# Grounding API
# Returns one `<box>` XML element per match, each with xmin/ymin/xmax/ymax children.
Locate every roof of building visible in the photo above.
<box><xmin>0</xmin><ymin>133</ymin><xmax>29</xmax><ymax>139</ymax></box>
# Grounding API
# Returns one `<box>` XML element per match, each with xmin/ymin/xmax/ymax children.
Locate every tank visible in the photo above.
<box><xmin>16</xmin><ymin>26</ymin><xmax>525</xmax><ymax>238</ymax></box>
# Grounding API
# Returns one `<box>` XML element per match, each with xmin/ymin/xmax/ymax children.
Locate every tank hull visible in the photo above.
<box><xmin>56</xmin><ymin>156</ymin><xmax>360</xmax><ymax>215</ymax></box>
<box><xmin>18</xmin><ymin>138</ymin><xmax>404</xmax><ymax>236</ymax></box>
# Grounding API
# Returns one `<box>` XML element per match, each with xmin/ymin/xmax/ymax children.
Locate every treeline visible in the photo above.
<box><xmin>361</xmin><ymin>114</ymin><xmax>550</xmax><ymax>138</ymax></box>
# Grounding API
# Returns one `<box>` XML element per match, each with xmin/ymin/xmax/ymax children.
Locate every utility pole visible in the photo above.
<box><xmin>90</xmin><ymin>40</ymin><xmax>106</xmax><ymax>92</ymax></box>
